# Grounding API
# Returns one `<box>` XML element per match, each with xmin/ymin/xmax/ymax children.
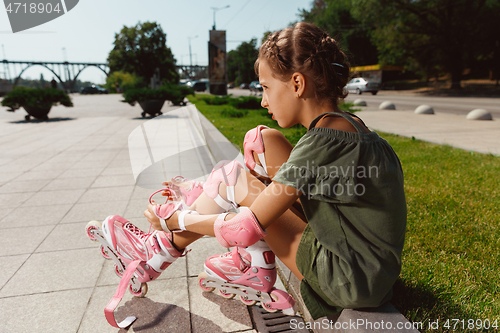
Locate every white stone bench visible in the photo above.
<box><xmin>276</xmin><ymin>259</ymin><xmax>420</xmax><ymax>333</ymax></box>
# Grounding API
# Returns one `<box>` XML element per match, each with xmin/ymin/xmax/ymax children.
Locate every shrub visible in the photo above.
<box><xmin>229</xmin><ymin>96</ymin><xmax>262</xmax><ymax>109</ymax></box>
<box><xmin>169</xmin><ymin>85</ymin><xmax>195</xmax><ymax>105</ymax></box>
<box><xmin>220</xmin><ymin>106</ymin><xmax>248</xmax><ymax>118</ymax></box>
<box><xmin>198</xmin><ymin>95</ymin><xmax>231</xmax><ymax>105</ymax></box>
<box><xmin>1</xmin><ymin>87</ymin><xmax>73</xmax><ymax>111</ymax></box>
<box><xmin>198</xmin><ymin>95</ymin><xmax>262</xmax><ymax>109</ymax></box>
<box><xmin>105</xmin><ymin>71</ymin><xmax>144</xmax><ymax>93</ymax></box>
<box><xmin>121</xmin><ymin>84</ymin><xmax>194</xmax><ymax>106</ymax></box>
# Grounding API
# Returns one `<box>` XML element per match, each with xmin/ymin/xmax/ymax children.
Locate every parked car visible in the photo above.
<box><xmin>249</xmin><ymin>81</ymin><xmax>263</xmax><ymax>93</ymax></box>
<box><xmin>80</xmin><ymin>85</ymin><xmax>108</xmax><ymax>95</ymax></box>
<box><xmin>227</xmin><ymin>83</ymin><xmax>235</xmax><ymax>89</ymax></box>
<box><xmin>187</xmin><ymin>80</ymin><xmax>208</xmax><ymax>92</ymax></box>
<box><xmin>345</xmin><ymin>77</ymin><xmax>379</xmax><ymax>95</ymax></box>
<box><xmin>239</xmin><ymin>83</ymin><xmax>249</xmax><ymax>89</ymax></box>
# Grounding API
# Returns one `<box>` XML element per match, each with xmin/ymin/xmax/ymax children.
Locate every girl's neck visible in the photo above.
<box><xmin>299</xmin><ymin>99</ymin><xmax>341</xmax><ymax>128</ymax></box>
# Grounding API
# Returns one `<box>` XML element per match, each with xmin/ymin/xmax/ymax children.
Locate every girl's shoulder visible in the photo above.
<box><xmin>313</xmin><ymin>112</ymin><xmax>371</xmax><ymax>134</ymax></box>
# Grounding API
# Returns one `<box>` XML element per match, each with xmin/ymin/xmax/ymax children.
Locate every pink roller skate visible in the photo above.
<box><xmin>86</xmin><ymin>213</ymin><xmax>187</xmax><ymax>328</ymax></box>
<box><xmin>198</xmin><ymin>239</ymin><xmax>296</xmax><ymax>315</ymax></box>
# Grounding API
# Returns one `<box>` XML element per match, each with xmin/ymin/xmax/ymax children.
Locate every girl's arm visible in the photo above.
<box><xmin>145</xmin><ymin>181</ymin><xmax>301</xmax><ymax>235</ymax></box>
<box><xmin>249</xmin><ymin>181</ymin><xmax>302</xmax><ymax>229</ymax></box>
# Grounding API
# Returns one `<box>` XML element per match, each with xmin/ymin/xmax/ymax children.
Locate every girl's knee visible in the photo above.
<box><xmin>244</xmin><ymin>126</ymin><xmax>292</xmax><ymax>180</ymax></box>
<box><xmin>260</xmin><ymin>127</ymin><xmax>286</xmax><ymax>145</ymax></box>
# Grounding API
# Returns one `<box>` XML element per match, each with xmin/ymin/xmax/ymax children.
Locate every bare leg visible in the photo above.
<box><xmin>173</xmin><ymin>128</ymin><xmax>306</xmax><ymax>279</ymax></box>
<box><xmin>250</xmin><ymin>129</ymin><xmax>306</xmax><ymax>279</ymax></box>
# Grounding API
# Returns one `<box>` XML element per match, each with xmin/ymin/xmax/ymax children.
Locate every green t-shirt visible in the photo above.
<box><xmin>272</xmin><ymin>112</ymin><xmax>407</xmax><ymax>319</ymax></box>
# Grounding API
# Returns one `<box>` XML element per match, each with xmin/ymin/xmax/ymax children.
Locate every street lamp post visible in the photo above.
<box><xmin>211</xmin><ymin>5</ymin><xmax>230</xmax><ymax>30</ymax></box>
<box><xmin>188</xmin><ymin>35</ymin><xmax>198</xmax><ymax>67</ymax></box>
<box><xmin>62</xmin><ymin>47</ymin><xmax>70</xmax><ymax>91</ymax></box>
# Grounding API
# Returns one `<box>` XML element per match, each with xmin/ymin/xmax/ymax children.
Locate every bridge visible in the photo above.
<box><xmin>2</xmin><ymin>60</ymin><xmax>110</xmax><ymax>92</ymax></box>
<box><xmin>1</xmin><ymin>60</ymin><xmax>207</xmax><ymax>92</ymax></box>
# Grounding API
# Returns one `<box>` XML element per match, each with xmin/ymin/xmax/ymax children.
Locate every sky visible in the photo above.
<box><xmin>0</xmin><ymin>0</ymin><xmax>312</xmax><ymax>84</ymax></box>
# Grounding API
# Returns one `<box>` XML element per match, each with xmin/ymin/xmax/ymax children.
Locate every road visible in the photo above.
<box><xmin>344</xmin><ymin>92</ymin><xmax>500</xmax><ymax>117</ymax></box>
<box><xmin>228</xmin><ymin>88</ymin><xmax>500</xmax><ymax>117</ymax></box>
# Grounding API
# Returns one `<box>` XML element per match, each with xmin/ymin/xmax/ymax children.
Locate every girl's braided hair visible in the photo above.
<box><xmin>255</xmin><ymin>22</ymin><xmax>350</xmax><ymax>105</ymax></box>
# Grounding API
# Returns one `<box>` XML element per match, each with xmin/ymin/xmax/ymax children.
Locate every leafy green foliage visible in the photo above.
<box><xmin>197</xmin><ymin>95</ymin><xmax>263</xmax><ymax>110</ymax></box>
<box><xmin>261</xmin><ymin>31</ymin><xmax>272</xmax><ymax>46</ymax></box>
<box><xmin>1</xmin><ymin>87</ymin><xmax>73</xmax><ymax>112</ymax></box>
<box><xmin>107</xmin><ymin>21</ymin><xmax>179</xmax><ymax>85</ymax></box>
<box><xmin>300</xmin><ymin>0</ymin><xmax>500</xmax><ymax>87</ymax></box>
<box><xmin>227</xmin><ymin>39</ymin><xmax>259</xmax><ymax>85</ymax></box>
<box><xmin>299</xmin><ymin>0</ymin><xmax>378</xmax><ymax>66</ymax></box>
<box><xmin>229</xmin><ymin>96</ymin><xmax>262</xmax><ymax>110</ymax></box>
<box><xmin>220</xmin><ymin>106</ymin><xmax>248</xmax><ymax>118</ymax></box>
<box><xmin>169</xmin><ymin>85</ymin><xmax>195</xmax><ymax>105</ymax></box>
<box><xmin>199</xmin><ymin>95</ymin><xmax>232</xmax><ymax>105</ymax></box>
<box><xmin>105</xmin><ymin>71</ymin><xmax>145</xmax><ymax>93</ymax></box>
<box><xmin>121</xmin><ymin>84</ymin><xmax>193</xmax><ymax>106</ymax></box>
<box><xmin>350</xmin><ymin>0</ymin><xmax>500</xmax><ymax>88</ymax></box>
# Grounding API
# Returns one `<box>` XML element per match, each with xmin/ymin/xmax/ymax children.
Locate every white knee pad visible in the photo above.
<box><xmin>203</xmin><ymin>160</ymin><xmax>244</xmax><ymax>211</ymax></box>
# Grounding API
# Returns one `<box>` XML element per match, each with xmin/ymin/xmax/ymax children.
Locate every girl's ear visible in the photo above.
<box><xmin>291</xmin><ymin>72</ymin><xmax>306</xmax><ymax>98</ymax></box>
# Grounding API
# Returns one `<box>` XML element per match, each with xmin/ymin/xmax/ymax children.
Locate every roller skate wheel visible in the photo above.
<box><xmin>218</xmin><ymin>288</ymin><xmax>235</xmax><ymax>299</ymax></box>
<box><xmin>239</xmin><ymin>295</ymin><xmax>257</xmax><ymax>306</ymax></box>
<box><xmin>85</xmin><ymin>220</ymin><xmax>102</xmax><ymax>241</ymax></box>
<box><xmin>100</xmin><ymin>246</ymin><xmax>111</xmax><ymax>259</ymax></box>
<box><xmin>197</xmin><ymin>272</ymin><xmax>215</xmax><ymax>292</ymax></box>
<box><xmin>115</xmin><ymin>265</ymin><xmax>124</xmax><ymax>278</ymax></box>
<box><xmin>262</xmin><ymin>293</ymin><xmax>279</xmax><ymax>313</ymax></box>
<box><xmin>129</xmin><ymin>283</ymin><xmax>148</xmax><ymax>298</ymax></box>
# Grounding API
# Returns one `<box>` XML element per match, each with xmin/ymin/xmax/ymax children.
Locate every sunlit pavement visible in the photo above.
<box><xmin>0</xmin><ymin>94</ymin><xmax>257</xmax><ymax>333</ymax></box>
<box><xmin>0</xmin><ymin>92</ymin><xmax>498</xmax><ymax>332</ymax></box>
<box><xmin>354</xmin><ymin>105</ymin><xmax>500</xmax><ymax>156</ymax></box>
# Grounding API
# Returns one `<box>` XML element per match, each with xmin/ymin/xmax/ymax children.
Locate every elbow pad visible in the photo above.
<box><xmin>214</xmin><ymin>207</ymin><xmax>266</xmax><ymax>248</ymax></box>
<box><xmin>243</xmin><ymin>125</ymin><xmax>270</xmax><ymax>178</ymax></box>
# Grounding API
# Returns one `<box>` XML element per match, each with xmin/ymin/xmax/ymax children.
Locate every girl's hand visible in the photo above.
<box><xmin>144</xmin><ymin>204</ymin><xmax>162</xmax><ymax>230</ymax></box>
<box><xmin>161</xmin><ymin>181</ymin><xmax>172</xmax><ymax>196</ymax></box>
<box><xmin>144</xmin><ymin>204</ymin><xmax>179</xmax><ymax>231</ymax></box>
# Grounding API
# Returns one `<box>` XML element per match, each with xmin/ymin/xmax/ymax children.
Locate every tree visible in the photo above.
<box><xmin>107</xmin><ymin>22</ymin><xmax>179</xmax><ymax>85</ymax></box>
<box><xmin>227</xmin><ymin>39</ymin><xmax>259</xmax><ymax>85</ymax></box>
<box><xmin>351</xmin><ymin>0</ymin><xmax>500</xmax><ymax>89</ymax></box>
<box><xmin>261</xmin><ymin>31</ymin><xmax>272</xmax><ymax>46</ymax></box>
<box><xmin>299</xmin><ymin>0</ymin><xmax>379</xmax><ymax>66</ymax></box>
<box><xmin>105</xmin><ymin>71</ymin><xmax>144</xmax><ymax>93</ymax></box>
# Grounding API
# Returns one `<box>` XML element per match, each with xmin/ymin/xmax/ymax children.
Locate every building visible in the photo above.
<box><xmin>350</xmin><ymin>64</ymin><xmax>404</xmax><ymax>84</ymax></box>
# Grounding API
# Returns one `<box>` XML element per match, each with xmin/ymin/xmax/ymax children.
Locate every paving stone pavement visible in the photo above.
<box><xmin>1</xmin><ymin>93</ymin><xmax>498</xmax><ymax>333</ymax></box>
<box><xmin>0</xmin><ymin>94</ymin><xmax>257</xmax><ymax>333</ymax></box>
<box><xmin>353</xmin><ymin>104</ymin><xmax>500</xmax><ymax>156</ymax></box>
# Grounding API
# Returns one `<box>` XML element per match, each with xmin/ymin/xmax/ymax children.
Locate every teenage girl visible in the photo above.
<box><xmin>144</xmin><ymin>22</ymin><xmax>407</xmax><ymax>319</ymax></box>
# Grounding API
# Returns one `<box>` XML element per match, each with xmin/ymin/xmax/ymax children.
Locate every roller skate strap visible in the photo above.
<box><xmin>170</xmin><ymin>176</ymin><xmax>204</xmax><ymax>206</ymax></box>
<box><xmin>148</xmin><ymin>188</ymin><xmax>178</xmax><ymax>205</ymax></box>
<box><xmin>204</xmin><ymin>160</ymin><xmax>243</xmax><ymax>212</ymax></box>
<box><xmin>104</xmin><ymin>259</ymin><xmax>142</xmax><ymax>328</ymax></box>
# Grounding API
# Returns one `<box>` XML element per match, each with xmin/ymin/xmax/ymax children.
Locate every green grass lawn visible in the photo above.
<box><xmin>188</xmin><ymin>94</ymin><xmax>500</xmax><ymax>332</ymax></box>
